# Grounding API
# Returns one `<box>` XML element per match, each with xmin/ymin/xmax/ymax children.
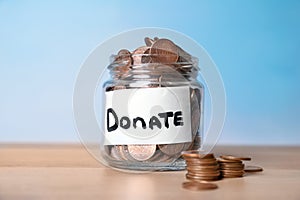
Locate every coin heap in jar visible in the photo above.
<box><xmin>104</xmin><ymin>37</ymin><xmax>202</xmax><ymax>168</ymax></box>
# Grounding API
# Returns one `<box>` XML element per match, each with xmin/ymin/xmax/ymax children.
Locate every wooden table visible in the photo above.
<box><xmin>0</xmin><ymin>144</ymin><xmax>299</xmax><ymax>200</ymax></box>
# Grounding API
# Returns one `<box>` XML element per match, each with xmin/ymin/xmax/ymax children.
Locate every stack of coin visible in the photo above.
<box><xmin>181</xmin><ymin>151</ymin><xmax>220</xmax><ymax>181</ymax></box>
<box><xmin>218</xmin><ymin>155</ymin><xmax>251</xmax><ymax>178</ymax></box>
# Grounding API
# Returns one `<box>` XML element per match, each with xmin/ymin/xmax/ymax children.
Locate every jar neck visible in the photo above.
<box><xmin>108</xmin><ymin>56</ymin><xmax>199</xmax><ymax>86</ymax></box>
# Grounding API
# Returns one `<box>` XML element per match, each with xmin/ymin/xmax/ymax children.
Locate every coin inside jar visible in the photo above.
<box><xmin>127</xmin><ymin>144</ymin><xmax>156</xmax><ymax>161</ymax></box>
<box><xmin>103</xmin><ymin>36</ymin><xmax>203</xmax><ymax>170</ymax></box>
<box><xmin>158</xmin><ymin>143</ymin><xmax>186</xmax><ymax>156</ymax></box>
<box><xmin>150</xmin><ymin>39</ymin><xmax>179</xmax><ymax>64</ymax></box>
<box><xmin>132</xmin><ymin>46</ymin><xmax>149</xmax><ymax>65</ymax></box>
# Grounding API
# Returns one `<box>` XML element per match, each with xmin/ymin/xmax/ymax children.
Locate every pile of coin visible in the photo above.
<box><xmin>181</xmin><ymin>151</ymin><xmax>220</xmax><ymax>181</ymax></box>
<box><xmin>107</xmin><ymin>36</ymin><xmax>199</xmax><ymax>87</ymax></box>
<box><xmin>104</xmin><ymin>37</ymin><xmax>202</xmax><ymax>166</ymax></box>
<box><xmin>181</xmin><ymin>151</ymin><xmax>264</xmax><ymax>191</ymax></box>
<box><xmin>218</xmin><ymin>155</ymin><xmax>251</xmax><ymax>178</ymax></box>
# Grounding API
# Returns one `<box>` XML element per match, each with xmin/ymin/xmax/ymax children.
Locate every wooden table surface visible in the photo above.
<box><xmin>0</xmin><ymin>144</ymin><xmax>299</xmax><ymax>200</ymax></box>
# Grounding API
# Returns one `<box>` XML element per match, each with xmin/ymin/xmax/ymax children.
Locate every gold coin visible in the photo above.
<box><xmin>220</xmin><ymin>155</ymin><xmax>251</xmax><ymax>161</ymax></box>
<box><xmin>182</xmin><ymin>181</ymin><xmax>218</xmax><ymax>191</ymax></box>
<box><xmin>127</xmin><ymin>144</ymin><xmax>156</xmax><ymax>161</ymax></box>
<box><xmin>244</xmin><ymin>165</ymin><xmax>263</xmax><ymax>172</ymax></box>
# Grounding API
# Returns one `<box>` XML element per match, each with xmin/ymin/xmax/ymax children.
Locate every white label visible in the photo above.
<box><xmin>104</xmin><ymin>86</ymin><xmax>191</xmax><ymax>145</ymax></box>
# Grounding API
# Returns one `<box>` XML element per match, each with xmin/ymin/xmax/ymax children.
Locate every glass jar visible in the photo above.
<box><xmin>100</xmin><ymin>38</ymin><xmax>203</xmax><ymax>171</ymax></box>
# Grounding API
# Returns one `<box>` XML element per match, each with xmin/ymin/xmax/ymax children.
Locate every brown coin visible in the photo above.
<box><xmin>176</xmin><ymin>45</ymin><xmax>192</xmax><ymax>63</ymax></box>
<box><xmin>186</xmin><ymin>174</ymin><xmax>219</xmax><ymax>181</ymax></box>
<box><xmin>244</xmin><ymin>165</ymin><xmax>263</xmax><ymax>172</ymax></box>
<box><xmin>141</xmin><ymin>48</ymin><xmax>152</xmax><ymax>63</ymax></box>
<box><xmin>220</xmin><ymin>155</ymin><xmax>251</xmax><ymax>161</ymax></box>
<box><xmin>219</xmin><ymin>163</ymin><xmax>244</xmax><ymax>168</ymax></box>
<box><xmin>187</xmin><ymin>165</ymin><xmax>219</xmax><ymax>171</ymax></box>
<box><xmin>144</xmin><ymin>37</ymin><xmax>154</xmax><ymax>46</ymax></box>
<box><xmin>218</xmin><ymin>158</ymin><xmax>242</xmax><ymax>163</ymax></box>
<box><xmin>113</xmin><ymin>85</ymin><xmax>126</xmax><ymax>90</ymax></box>
<box><xmin>182</xmin><ymin>181</ymin><xmax>218</xmax><ymax>191</ymax></box>
<box><xmin>222</xmin><ymin>174</ymin><xmax>243</xmax><ymax>178</ymax></box>
<box><xmin>187</xmin><ymin>171</ymin><xmax>220</xmax><ymax>177</ymax></box>
<box><xmin>127</xmin><ymin>144</ymin><xmax>156</xmax><ymax>161</ymax></box>
<box><xmin>132</xmin><ymin>46</ymin><xmax>149</xmax><ymax>65</ymax></box>
<box><xmin>115</xmin><ymin>145</ymin><xmax>128</xmax><ymax>161</ymax></box>
<box><xmin>221</xmin><ymin>169</ymin><xmax>244</xmax><ymax>174</ymax></box>
<box><xmin>181</xmin><ymin>151</ymin><xmax>215</xmax><ymax>159</ymax></box>
<box><xmin>110</xmin><ymin>146</ymin><xmax>122</xmax><ymax>160</ymax></box>
<box><xmin>158</xmin><ymin>143</ymin><xmax>185</xmax><ymax>156</ymax></box>
<box><xmin>117</xmin><ymin>145</ymin><xmax>136</xmax><ymax>161</ymax></box>
<box><xmin>150</xmin><ymin>39</ymin><xmax>179</xmax><ymax>64</ymax></box>
<box><xmin>190</xmin><ymin>89</ymin><xmax>201</xmax><ymax>137</ymax></box>
<box><xmin>220</xmin><ymin>166</ymin><xmax>244</xmax><ymax>170</ymax></box>
<box><xmin>114</xmin><ymin>49</ymin><xmax>132</xmax><ymax>71</ymax></box>
<box><xmin>185</xmin><ymin>160</ymin><xmax>218</xmax><ymax>166</ymax></box>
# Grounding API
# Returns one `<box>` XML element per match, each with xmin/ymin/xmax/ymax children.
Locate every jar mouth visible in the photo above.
<box><xmin>108</xmin><ymin>54</ymin><xmax>199</xmax><ymax>71</ymax></box>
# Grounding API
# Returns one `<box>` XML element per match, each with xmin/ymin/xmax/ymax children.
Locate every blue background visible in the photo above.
<box><xmin>0</xmin><ymin>0</ymin><xmax>299</xmax><ymax>145</ymax></box>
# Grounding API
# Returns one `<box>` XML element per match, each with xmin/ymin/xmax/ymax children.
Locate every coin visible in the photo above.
<box><xmin>182</xmin><ymin>181</ymin><xmax>218</xmax><ymax>191</ymax></box>
<box><xmin>114</xmin><ymin>49</ymin><xmax>132</xmax><ymax>72</ymax></box>
<box><xmin>176</xmin><ymin>45</ymin><xmax>192</xmax><ymax>63</ymax></box>
<box><xmin>181</xmin><ymin>151</ymin><xmax>215</xmax><ymax>159</ymax></box>
<box><xmin>244</xmin><ymin>165</ymin><xmax>263</xmax><ymax>172</ymax></box>
<box><xmin>191</xmin><ymin>89</ymin><xmax>201</xmax><ymax>137</ymax></box>
<box><xmin>186</xmin><ymin>165</ymin><xmax>219</xmax><ymax>171</ymax></box>
<box><xmin>220</xmin><ymin>169</ymin><xmax>244</xmax><ymax>174</ymax></box>
<box><xmin>132</xmin><ymin>46</ymin><xmax>149</xmax><ymax>65</ymax></box>
<box><xmin>116</xmin><ymin>145</ymin><xmax>136</xmax><ymax>161</ymax></box>
<box><xmin>218</xmin><ymin>158</ymin><xmax>243</xmax><ymax>163</ymax></box>
<box><xmin>141</xmin><ymin>48</ymin><xmax>152</xmax><ymax>63</ymax></box>
<box><xmin>220</xmin><ymin>155</ymin><xmax>251</xmax><ymax>161</ymax></box>
<box><xmin>113</xmin><ymin>85</ymin><xmax>126</xmax><ymax>90</ymax></box>
<box><xmin>150</xmin><ymin>39</ymin><xmax>179</xmax><ymax>64</ymax></box>
<box><xmin>222</xmin><ymin>174</ymin><xmax>243</xmax><ymax>178</ymax></box>
<box><xmin>127</xmin><ymin>144</ymin><xmax>156</xmax><ymax>161</ymax></box>
<box><xmin>158</xmin><ymin>143</ymin><xmax>185</xmax><ymax>156</ymax></box>
<box><xmin>186</xmin><ymin>174</ymin><xmax>219</xmax><ymax>181</ymax></box>
<box><xmin>185</xmin><ymin>159</ymin><xmax>218</xmax><ymax>165</ymax></box>
<box><xmin>144</xmin><ymin>37</ymin><xmax>154</xmax><ymax>47</ymax></box>
<box><xmin>220</xmin><ymin>165</ymin><xmax>244</xmax><ymax>170</ymax></box>
<box><xmin>187</xmin><ymin>171</ymin><xmax>220</xmax><ymax>177</ymax></box>
<box><xmin>110</xmin><ymin>146</ymin><xmax>122</xmax><ymax>160</ymax></box>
